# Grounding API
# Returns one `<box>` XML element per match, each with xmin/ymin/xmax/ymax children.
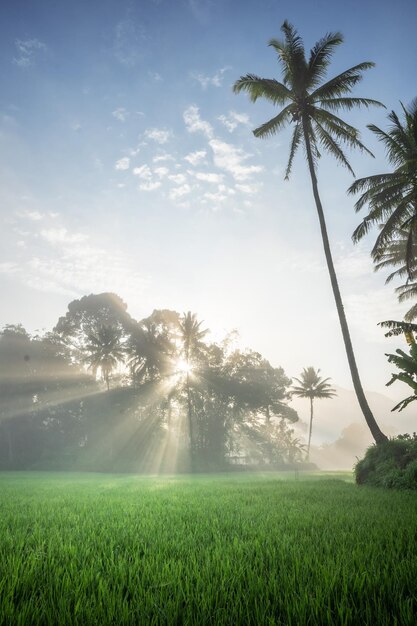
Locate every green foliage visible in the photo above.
<box><xmin>350</xmin><ymin>100</ymin><xmax>417</xmax><ymax>320</ymax></box>
<box><xmin>355</xmin><ymin>433</ymin><xmax>417</xmax><ymax>489</ymax></box>
<box><xmin>385</xmin><ymin>341</ymin><xmax>417</xmax><ymax>411</ymax></box>
<box><xmin>1</xmin><ymin>473</ymin><xmax>416</xmax><ymax>625</ymax></box>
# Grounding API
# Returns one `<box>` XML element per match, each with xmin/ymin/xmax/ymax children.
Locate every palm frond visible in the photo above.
<box><xmin>311</xmin><ymin>62</ymin><xmax>375</xmax><ymax>100</ymax></box>
<box><xmin>253</xmin><ymin>104</ymin><xmax>294</xmax><ymax>139</ymax></box>
<box><xmin>319</xmin><ymin>96</ymin><xmax>385</xmax><ymax>111</ymax></box>
<box><xmin>233</xmin><ymin>74</ymin><xmax>291</xmax><ymax>104</ymax></box>
<box><xmin>307</xmin><ymin>32</ymin><xmax>343</xmax><ymax>88</ymax></box>
<box><xmin>285</xmin><ymin>122</ymin><xmax>302</xmax><ymax>179</ymax></box>
<box><xmin>314</xmin><ymin>120</ymin><xmax>355</xmax><ymax>175</ymax></box>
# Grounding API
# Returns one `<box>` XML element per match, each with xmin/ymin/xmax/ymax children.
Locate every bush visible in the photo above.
<box><xmin>355</xmin><ymin>433</ymin><xmax>417</xmax><ymax>489</ymax></box>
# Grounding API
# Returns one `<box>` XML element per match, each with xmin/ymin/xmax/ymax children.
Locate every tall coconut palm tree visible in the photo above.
<box><xmin>233</xmin><ymin>20</ymin><xmax>387</xmax><ymax>443</ymax></box>
<box><xmin>177</xmin><ymin>312</ymin><xmax>209</xmax><ymax>455</ymax></box>
<box><xmin>292</xmin><ymin>367</ymin><xmax>336</xmax><ymax>460</ymax></box>
<box><xmin>84</xmin><ymin>324</ymin><xmax>125</xmax><ymax>390</ymax></box>
<box><xmin>350</xmin><ymin>100</ymin><xmax>417</xmax><ymax>279</ymax></box>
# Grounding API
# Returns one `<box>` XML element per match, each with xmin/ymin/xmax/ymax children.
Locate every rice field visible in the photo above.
<box><xmin>0</xmin><ymin>471</ymin><xmax>416</xmax><ymax>625</ymax></box>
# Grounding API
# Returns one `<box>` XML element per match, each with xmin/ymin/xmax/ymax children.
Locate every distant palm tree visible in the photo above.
<box><xmin>84</xmin><ymin>325</ymin><xmax>124</xmax><ymax>390</ymax></box>
<box><xmin>292</xmin><ymin>367</ymin><xmax>336</xmax><ymax>460</ymax></box>
<box><xmin>350</xmin><ymin>99</ymin><xmax>417</xmax><ymax>280</ymax></box>
<box><xmin>127</xmin><ymin>320</ymin><xmax>172</xmax><ymax>384</ymax></box>
<box><xmin>178</xmin><ymin>312</ymin><xmax>208</xmax><ymax>455</ymax></box>
<box><xmin>233</xmin><ymin>20</ymin><xmax>387</xmax><ymax>443</ymax></box>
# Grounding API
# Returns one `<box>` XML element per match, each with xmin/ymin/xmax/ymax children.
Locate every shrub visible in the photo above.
<box><xmin>355</xmin><ymin>433</ymin><xmax>417</xmax><ymax>490</ymax></box>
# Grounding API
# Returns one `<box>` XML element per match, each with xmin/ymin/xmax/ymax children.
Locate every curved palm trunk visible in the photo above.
<box><xmin>307</xmin><ymin>397</ymin><xmax>313</xmax><ymax>461</ymax></box>
<box><xmin>302</xmin><ymin>123</ymin><xmax>387</xmax><ymax>444</ymax></box>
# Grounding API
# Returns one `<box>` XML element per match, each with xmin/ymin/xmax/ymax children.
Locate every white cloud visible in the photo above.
<box><xmin>115</xmin><ymin>157</ymin><xmax>130</xmax><ymax>171</ymax></box>
<box><xmin>204</xmin><ymin>191</ymin><xmax>227</xmax><ymax>203</ymax></box>
<box><xmin>139</xmin><ymin>181</ymin><xmax>161</xmax><ymax>191</ymax></box>
<box><xmin>235</xmin><ymin>183</ymin><xmax>258</xmax><ymax>194</ymax></box>
<box><xmin>209</xmin><ymin>139</ymin><xmax>262</xmax><ymax>181</ymax></box>
<box><xmin>183</xmin><ymin>105</ymin><xmax>213</xmax><ymax>139</ymax></box>
<box><xmin>13</xmin><ymin>39</ymin><xmax>47</xmax><ymax>67</ymax></box>
<box><xmin>0</xmin><ymin>262</ymin><xmax>18</xmax><ymax>274</ymax></box>
<box><xmin>191</xmin><ymin>66</ymin><xmax>232</xmax><ymax>89</ymax></box>
<box><xmin>133</xmin><ymin>164</ymin><xmax>152</xmax><ymax>180</ymax></box>
<box><xmin>112</xmin><ymin>107</ymin><xmax>129</xmax><ymax>122</ymax></box>
<box><xmin>153</xmin><ymin>153</ymin><xmax>175</xmax><ymax>163</ymax></box>
<box><xmin>184</xmin><ymin>150</ymin><xmax>207</xmax><ymax>166</ymax></box>
<box><xmin>218</xmin><ymin>111</ymin><xmax>251</xmax><ymax>132</ymax></box>
<box><xmin>144</xmin><ymin>128</ymin><xmax>172</xmax><ymax>144</ymax></box>
<box><xmin>113</xmin><ymin>18</ymin><xmax>146</xmax><ymax>67</ymax></box>
<box><xmin>22</xmin><ymin>210</ymin><xmax>44</xmax><ymax>221</ymax></box>
<box><xmin>154</xmin><ymin>167</ymin><xmax>170</xmax><ymax>178</ymax></box>
<box><xmin>169</xmin><ymin>184</ymin><xmax>191</xmax><ymax>200</ymax></box>
<box><xmin>40</xmin><ymin>228</ymin><xmax>88</xmax><ymax>245</ymax></box>
<box><xmin>168</xmin><ymin>173</ymin><xmax>187</xmax><ymax>185</ymax></box>
<box><xmin>193</xmin><ymin>172</ymin><xmax>224</xmax><ymax>184</ymax></box>
<box><xmin>149</xmin><ymin>71</ymin><xmax>162</xmax><ymax>81</ymax></box>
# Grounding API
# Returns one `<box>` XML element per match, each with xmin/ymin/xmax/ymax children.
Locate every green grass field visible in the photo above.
<box><xmin>0</xmin><ymin>471</ymin><xmax>416</xmax><ymax>625</ymax></box>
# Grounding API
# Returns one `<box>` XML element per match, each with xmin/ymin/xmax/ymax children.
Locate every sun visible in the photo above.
<box><xmin>176</xmin><ymin>358</ymin><xmax>193</xmax><ymax>375</ymax></box>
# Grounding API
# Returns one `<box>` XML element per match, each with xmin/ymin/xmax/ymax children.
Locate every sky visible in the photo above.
<box><xmin>1</xmin><ymin>0</ymin><xmax>417</xmax><ymax>427</ymax></box>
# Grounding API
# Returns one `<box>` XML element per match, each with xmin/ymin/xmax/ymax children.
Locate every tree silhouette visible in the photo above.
<box><xmin>292</xmin><ymin>367</ymin><xmax>336</xmax><ymax>460</ymax></box>
<box><xmin>234</xmin><ymin>20</ymin><xmax>387</xmax><ymax>443</ymax></box>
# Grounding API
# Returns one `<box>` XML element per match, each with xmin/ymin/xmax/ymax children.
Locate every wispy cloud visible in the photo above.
<box><xmin>40</xmin><ymin>228</ymin><xmax>88</xmax><ymax>245</ymax></box>
<box><xmin>183</xmin><ymin>105</ymin><xmax>213</xmax><ymax>138</ymax></box>
<box><xmin>112</xmin><ymin>107</ymin><xmax>129</xmax><ymax>122</ymax></box>
<box><xmin>184</xmin><ymin>150</ymin><xmax>207</xmax><ymax>166</ymax></box>
<box><xmin>148</xmin><ymin>71</ymin><xmax>162</xmax><ymax>81</ymax></box>
<box><xmin>168</xmin><ymin>173</ymin><xmax>187</xmax><ymax>185</ymax></box>
<box><xmin>4</xmin><ymin>221</ymin><xmax>149</xmax><ymax>299</ymax></box>
<box><xmin>115</xmin><ymin>157</ymin><xmax>130</xmax><ymax>171</ymax></box>
<box><xmin>192</xmin><ymin>171</ymin><xmax>224</xmax><ymax>184</ymax></box>
<box><xmin>113</xmin><ymin>17</ymin><xmax>146</xmax><ymax>67</ymax></box>
<box><xmin>209</xmin><ymin>139</ymin><xmax>262</xmax><ymax>181</ymax></box>
<box><xmin>218</xmin><ymin>111</ymin><xmax>251</xmax><ymax>132</ymax></box>
<box><xmin>169</xmin><ymin>184</ymin><xmax>191</xmax><ymax>200</ymax></box>
<box><xmin>133</xmin><ymin>164</ymin><xmax>152</xmax><ymax>180</ymax></box>
<box><xmin>153</xmin><ymin>153</ymin><xmax>175</xmax><ymax>163</ymax></box>
<box><xmin>144</xmin><ymin>128</ymin><xmax>172</xmax><ymax>144</ymax></box>
<box><xmin>191</xmin><ymin>66</ymin><xmax>232</xmax><ymax>89</ymax></box>
<box><xmin>13</xmin><ymin>38</ymin><xmax>47</xmax><ymax>67</ymax></box>
<box><xmin>139</xmin><ymin>181</ymin><xmax>161</xmax><ymax>191</ymax></box>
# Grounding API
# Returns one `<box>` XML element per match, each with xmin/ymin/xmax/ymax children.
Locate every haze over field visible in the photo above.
<box><xmin>1</xmin><ymin>0</ymin><xmax>416</xmax><ymax>449</ymax></box>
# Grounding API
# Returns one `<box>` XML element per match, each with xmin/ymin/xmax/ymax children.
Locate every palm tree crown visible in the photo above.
<box><xmin>350</xmin><ymin>99</ymin><xmax>417</xmax><ymax>279</ymax></box>
<box><xmin>234</xmin><ymin>20</ymin><xmax>387</xmax><ymax>444</ymax></box>
<box><xmin>234</xmin><ymin>20</ymin><xmax>382</xmax><ymax>179</ymax></box>
<box><xmin>178</xmin><ymin>312</ymin><xmax>208</xmax><ymax>364</ymax></box>
<box><xmin>84</xmin><ymin>324</ymin><xmax>124</xmax><ymax>390</ymax></box>
<box><xmin>292</xmin><ymin>367</ymin><xmax>336</xmax><ymax>400</ymax></box>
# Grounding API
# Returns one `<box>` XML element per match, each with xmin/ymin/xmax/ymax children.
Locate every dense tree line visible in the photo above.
<box><xmin>0</xmin><ymin>293</ymin><xmax>304</xmax><ymax>472</ymax></box>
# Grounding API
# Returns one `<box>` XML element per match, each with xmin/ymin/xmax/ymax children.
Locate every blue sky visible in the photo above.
<box><xmin>1</xmin><ymin>0</ymin><xmax>417</xmax><ymax>422</ymax></box>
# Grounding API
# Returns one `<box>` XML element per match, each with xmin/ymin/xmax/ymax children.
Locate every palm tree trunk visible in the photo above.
<box><xmin>307</xmin><ymin>397</ymin><xmax>313</xmax><ymax>460</ymax></box>
<box><xmin>302</xmin><ymin>123</ymin><xmax>387</xmax><ymax>444</ymax></box>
